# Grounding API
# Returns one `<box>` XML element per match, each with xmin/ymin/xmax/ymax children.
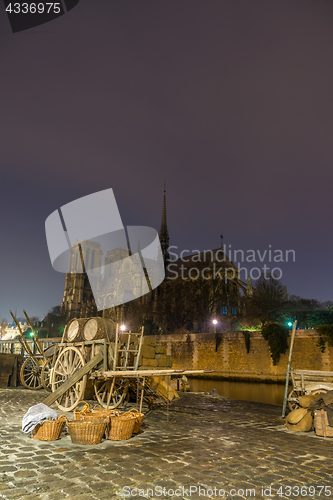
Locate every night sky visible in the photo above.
<box><xmin>1</xmin><ymin>0</ymin><xmax>333</xmax><ymax>321</ymax></box>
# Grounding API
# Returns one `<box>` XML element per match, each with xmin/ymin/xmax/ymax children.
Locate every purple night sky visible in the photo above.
<box><xmin>1</xmin><ymin>0</ymin><xmax>333</xmax><ymax>320</ymax></box>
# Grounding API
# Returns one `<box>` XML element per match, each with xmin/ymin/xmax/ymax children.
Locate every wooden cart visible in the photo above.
<box><xmin>45</xmin><ymin>325</ymin><xmax>144</xmax><ymax>412</ymax></box>
<box><xmin>10</xmin><ymin>310</ymin><xmax>53</xmax><ymax>392</ymax></box>
<box><xmin>287</xmin><ymin>368</ymin><xmax>333</xmax><ymax>410</ymax></box>
<box><xmin>43</xmin><ymin>320</ymin><xmax>212</xmax><ymax>413</ymax></box>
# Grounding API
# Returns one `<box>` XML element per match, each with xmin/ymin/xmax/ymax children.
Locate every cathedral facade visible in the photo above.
<box><xmin>61</xmin><ymin>188</ymin><xmax>248</xmax><ymax>331</ymax></box>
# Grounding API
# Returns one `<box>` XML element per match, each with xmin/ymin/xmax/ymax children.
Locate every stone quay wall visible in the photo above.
<box><xmin>150</xmin><ymin>330</ymin><xmax>333</xmax><ymax>383</ymax></box>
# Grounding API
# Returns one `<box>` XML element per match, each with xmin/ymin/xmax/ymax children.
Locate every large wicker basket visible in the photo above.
<box><xmin>108</xmin><ymin>414</ymin><xmax>136</xmax><ymax>441</ymax></box>
<box><xmin>122</xmin><ymin>409</ymin><xmax>144</xmax><ymax>434</ymax></box>
<box><xmin>67</xmin><ymin>419</ymin><xmax>108</xmax><ymax>445</ymax></box>
<box><xmin>33</xmin><ymin>416</ymin><xmax>67</xmax><ymax>441</ymax></box>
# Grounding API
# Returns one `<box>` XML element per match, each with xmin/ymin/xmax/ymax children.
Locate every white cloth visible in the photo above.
<box><xmin>22</xmin><ymin>403</ymin><xmax>57</xmax><ymax>433</ymax></box>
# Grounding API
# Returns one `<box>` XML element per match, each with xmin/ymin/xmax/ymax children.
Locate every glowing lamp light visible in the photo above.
<box><xmin>30</xmin><ymin>332</ymin><xmax>34</xmax><ymax>337</ymax></box>
<box><xmin>212</xmin><ymin>320</ymin><xmax>217</xmax><ymax>325</ymax></box>
<box><xmin>288</xmin><ymin>322</ymin><xmax>292</xmax><ymax>327</ymax></box>
<box><xmin>120</xmin><ymin>324</ymin><xmax>126</xmax><ymax>331</ymax></box>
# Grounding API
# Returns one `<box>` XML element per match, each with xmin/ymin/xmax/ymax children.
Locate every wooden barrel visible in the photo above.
<box><xmin>83</xmin><ymin>318</ymin><xmax>116</xmax><ymax>342</ymax></box>
<box><xmin>64</xmin><ymin>318</ymin><xmax>84</xmax><ymax>342</ymax></box>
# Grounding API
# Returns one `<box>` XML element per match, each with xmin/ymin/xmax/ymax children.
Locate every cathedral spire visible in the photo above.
<box><xmin>159</xmin><ymin>182</ymin><xmax>170</xmax><ymax>266</ymax></box>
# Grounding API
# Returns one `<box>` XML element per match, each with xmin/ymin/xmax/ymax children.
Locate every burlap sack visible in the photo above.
<box><xmin>299</xmin><ymin>394</ymin><xmax>318</xmax><ymax>408</ymax></box>
<box><xmin>284</xmin><ymin>411</ymin><xmax>313</xmax><ymax>432</ymax></box>
<box><xmin>286</xmin><ymin>407</ymin><xmax>307</xmax><ymax>424</ymax></box>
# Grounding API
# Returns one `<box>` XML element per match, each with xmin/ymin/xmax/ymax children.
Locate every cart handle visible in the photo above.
<box><xmin>10</xmin><ymin>310</ymin><xmax>34</xmax><ymax>357</ymax></box>
<box><xmin>23</xmin><ymin>310</ymin><xmax>46</xmax><ymax>360</ymax></box>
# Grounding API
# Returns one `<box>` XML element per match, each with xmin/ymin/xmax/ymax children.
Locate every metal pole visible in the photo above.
<box><xmin>282</xmin><ymin>320</ymin><xmax>297</xmax><ymax>418</ymax></box>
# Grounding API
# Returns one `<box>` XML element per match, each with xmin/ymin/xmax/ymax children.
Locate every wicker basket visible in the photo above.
<box><xmin>67</xmin><ymin>419</ymin><xmax>108</xmax><ymax>445</ymax></box>
<box><xmin>33</xmin><ymin>416</ymin><xmax>67</xmax><ymax>441</ymax></box>
<box><xmin>122</xmin><ymin>409</ymin><xmax>144</xmax><ymax>434</ymax></box>
<box><xmin>91</xmin><ymin>405</ymin><xmax>120</xmax><ymax>418</ymax></box>
<box><xmin>108</xmin><ymin>414</ymin><xmax>136</xmax><ymax>441</ymax></box>
<box><xmin>74</xmin><ymin>401</ymin><xmax>91</xmax><ymax>420</ymax></box>
<box><xmin>314</xmin><ymin>409</ymin><xmax>333</xmax><ymax>437</ymax></box>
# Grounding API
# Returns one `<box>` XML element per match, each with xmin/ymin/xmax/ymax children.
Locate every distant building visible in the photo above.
<box><xmin>4</xmin><ymin>321</ymin><xmax>29</xmax><ymax>340</ymax></box>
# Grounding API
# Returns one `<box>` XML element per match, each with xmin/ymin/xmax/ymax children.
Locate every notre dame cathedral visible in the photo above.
<box><xmin>60</xmin><ymin>188</ymin><xmax>248</xmax><ymax>332</ymax></box>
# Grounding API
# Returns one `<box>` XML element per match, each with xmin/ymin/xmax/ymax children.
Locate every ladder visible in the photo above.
<box><xmin>112</xmin><ymin>327</ymin><xmax>144</xmax><ymax>371</ymax></box>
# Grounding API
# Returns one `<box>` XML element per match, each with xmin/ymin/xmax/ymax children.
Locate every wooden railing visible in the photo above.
<box><xmin>0</xmin><ymin>338</ymin><xmax>60</xmax><ymax>357</ymax></box>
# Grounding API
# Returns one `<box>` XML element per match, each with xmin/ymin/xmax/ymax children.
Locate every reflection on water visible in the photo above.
<box><xmin>188</xmin><ymin>378</ymin><xmax>287</xmax><ymax>406</ymax></box>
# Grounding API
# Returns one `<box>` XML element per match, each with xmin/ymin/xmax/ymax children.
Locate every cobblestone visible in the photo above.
<box><xmin>0</xmin><ymin>387</ymin><xmax>332</xmax><ymax>499</ymax></box>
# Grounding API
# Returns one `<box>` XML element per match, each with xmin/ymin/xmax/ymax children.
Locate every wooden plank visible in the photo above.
<box><xmin>0</xmin><ymin>375</ymin><xmax>9</xmax><ymax>388</ymax></box>
<box><xmin>43</xmin><ymin>351</ymin><xmax>103</xmax><ymax>407</ymax></box>
<box><xmin>91</xmin><ymin>369</ymin><xmax>185</xmax><ymax>378</ymax></box>
<box><xmin>9</xmin><ymin>357</ymin><xmax>17</xmax><ymax>387</ymax></box>
<box><xmin>293</xmin><ymin>369</ymin><xmax>333</xmax><ymax>376</ymax></box>
<box><xmin>175</xmin><ymin>370</ymin><xmax>214</xmax><ymax>375</ymax></box>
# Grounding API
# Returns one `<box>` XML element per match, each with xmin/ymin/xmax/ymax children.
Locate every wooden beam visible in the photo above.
<box><xmin>174</xmin><ymin>370</ymin><xmax>214</xmax><ymax>375</ymax></box>
<box><xmin>43</xmin><ymin>351</ymin><xmax>103</xmax><ymax>407</ymax></box>
<box><xmin>91</xmin><ymin>369</ymin><xmax>185</xmax><ymax>378</ymax></box>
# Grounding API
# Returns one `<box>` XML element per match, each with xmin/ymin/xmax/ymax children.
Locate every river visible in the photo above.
<box><xmin>188</xmin><ymin>378</ymin><xmax>287</xmax><ymax>406</ymax></box>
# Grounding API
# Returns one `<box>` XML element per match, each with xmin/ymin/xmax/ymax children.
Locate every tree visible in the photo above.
<box><xmin>155</xmin><ymin>279</ymin><xmax>196</xmax><ymax>331</ymax></box>
<box><xmin>40</xmin><ymin>305</ymin><xmax>68</xmax><ymax>338</ymax></box>
<box><xmin>49</xmin><ymin>305</ymin><xmax>62</xmax><ymax>316</ymax></box>
<box><xmin>0</xmin><ymin>320</ymin><xmax>8</xmax><ymax>339</ymax></box>
<box><xmin>243</xmin><ymin>273</ymin><xmax>288</xmax><ymax>327</ymax></box>
<box><xmin>283</xmin><ymin>296</ymin><xmax>333</xmax><ymax>328</ymax></box>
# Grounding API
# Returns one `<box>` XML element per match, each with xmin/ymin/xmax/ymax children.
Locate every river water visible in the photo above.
<box><xmin>188</xmin><ymin>378</ymin><xmax>287</xmax><ymax>406</ymax></box>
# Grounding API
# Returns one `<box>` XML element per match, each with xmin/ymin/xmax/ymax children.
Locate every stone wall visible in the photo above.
<box><xmin>138</xmin><ymin>336</ymin><xmax>173</xmax><ymax>369</ymax></box>
<box><xmin>149</xmin><ymin>330</ymin><xmax>333</xmax><ymax>382</ymax></box>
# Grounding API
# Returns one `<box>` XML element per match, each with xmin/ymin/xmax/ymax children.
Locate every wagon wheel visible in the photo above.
<box><xmin>93</xmin><ymin>377</ymin><xmax>129</xmax><ymax>409</ymax></box>
<box><xmin>287</xmin><ymin>389</ymin><xmax>304</xmax><ymax>411</ymax></box>
<box><xmin>20</xmin><ymin>356</ymin><xmax>43</xmax><ymax>390</ymax></box>
<box><xmin>310</xmin><ymin>388</ymin><xmax>328</xmax><ymax>396</ymax></box>
<box><xmin>51</xmin><ymin>346</ymin><xmax>87</xmax><ymax>412</ymax></box>
<box><xmin>41</xmin><ymin>357</ymin><xmax>53</xmax><ymax>392</ymax></box>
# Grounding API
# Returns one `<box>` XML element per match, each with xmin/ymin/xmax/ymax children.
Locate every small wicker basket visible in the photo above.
<box><xmin>33</xmin><ymin>416</ymin><xmax>67</xmax><ymax>441</ymax></box>
<box><xmin>122</xmin><ymin>409</ymin><xmax>144</xmax><ymax>434</ymax></box>
<box><xmin>91</xmin><ymin>404</ymin><xmax>120</xmax><ymax>418</ymax></box>
<box><xmin>74</xmin><ymin>401</ymin><xmax>91</xmax><ymax>420</ymax></box>
<box><xmin>107</xmin><ymin>414</ymin><xmax>136</xmax><ymax>441</ymax></box>
<box><xmin>67</xmin><ymin>418</ymin><xmax>108</xmax><ymax>445</ymax></box>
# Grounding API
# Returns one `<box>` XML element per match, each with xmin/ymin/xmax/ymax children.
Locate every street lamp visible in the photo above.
<box><xmin>120</xmin><ymin>324</ymin><xmax>126</xmax><ymax>331</ymax></box>
<box><xmin>212</xmin><ymin>319</ymin><xmax>217</xmax><ymax>333</ymax></box>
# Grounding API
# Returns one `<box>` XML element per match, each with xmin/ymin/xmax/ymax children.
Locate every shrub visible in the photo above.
<box><xmin>261</xmin><ymin>323</ymin><xmax>289</xmax><ymax>365</ymax></box>
<box><xmin>316</xmin><ymin>325</ymin><xmax>333</xmax><ymax>352</ymax></box>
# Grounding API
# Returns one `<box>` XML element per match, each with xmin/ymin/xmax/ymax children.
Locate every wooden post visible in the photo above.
<box><xmin>106</xmin><ymin>376</ymin><xmax>115</xmax><ymax>409</ymax></box>
<box><xmin>282</xmin><ymin>320</ymin><xmax>297</xmax><ymax>418</ymax></box>
<box><xmin>139</xmin><ymin>377</ymin><xmax>145</xmax><ymax>413</ymax></box>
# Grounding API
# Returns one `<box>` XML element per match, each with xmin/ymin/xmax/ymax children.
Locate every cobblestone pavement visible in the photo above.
<box><xmin>0</xmin><ymin>387</ymin><xmax>332</xmax><ymax>500</ymax></box>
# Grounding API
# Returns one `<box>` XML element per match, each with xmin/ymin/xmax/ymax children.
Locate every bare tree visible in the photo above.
<box><xmin>243</xmin><ymin>273</ymin><xmax>288</xmax><ymax>327</ymax></box>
